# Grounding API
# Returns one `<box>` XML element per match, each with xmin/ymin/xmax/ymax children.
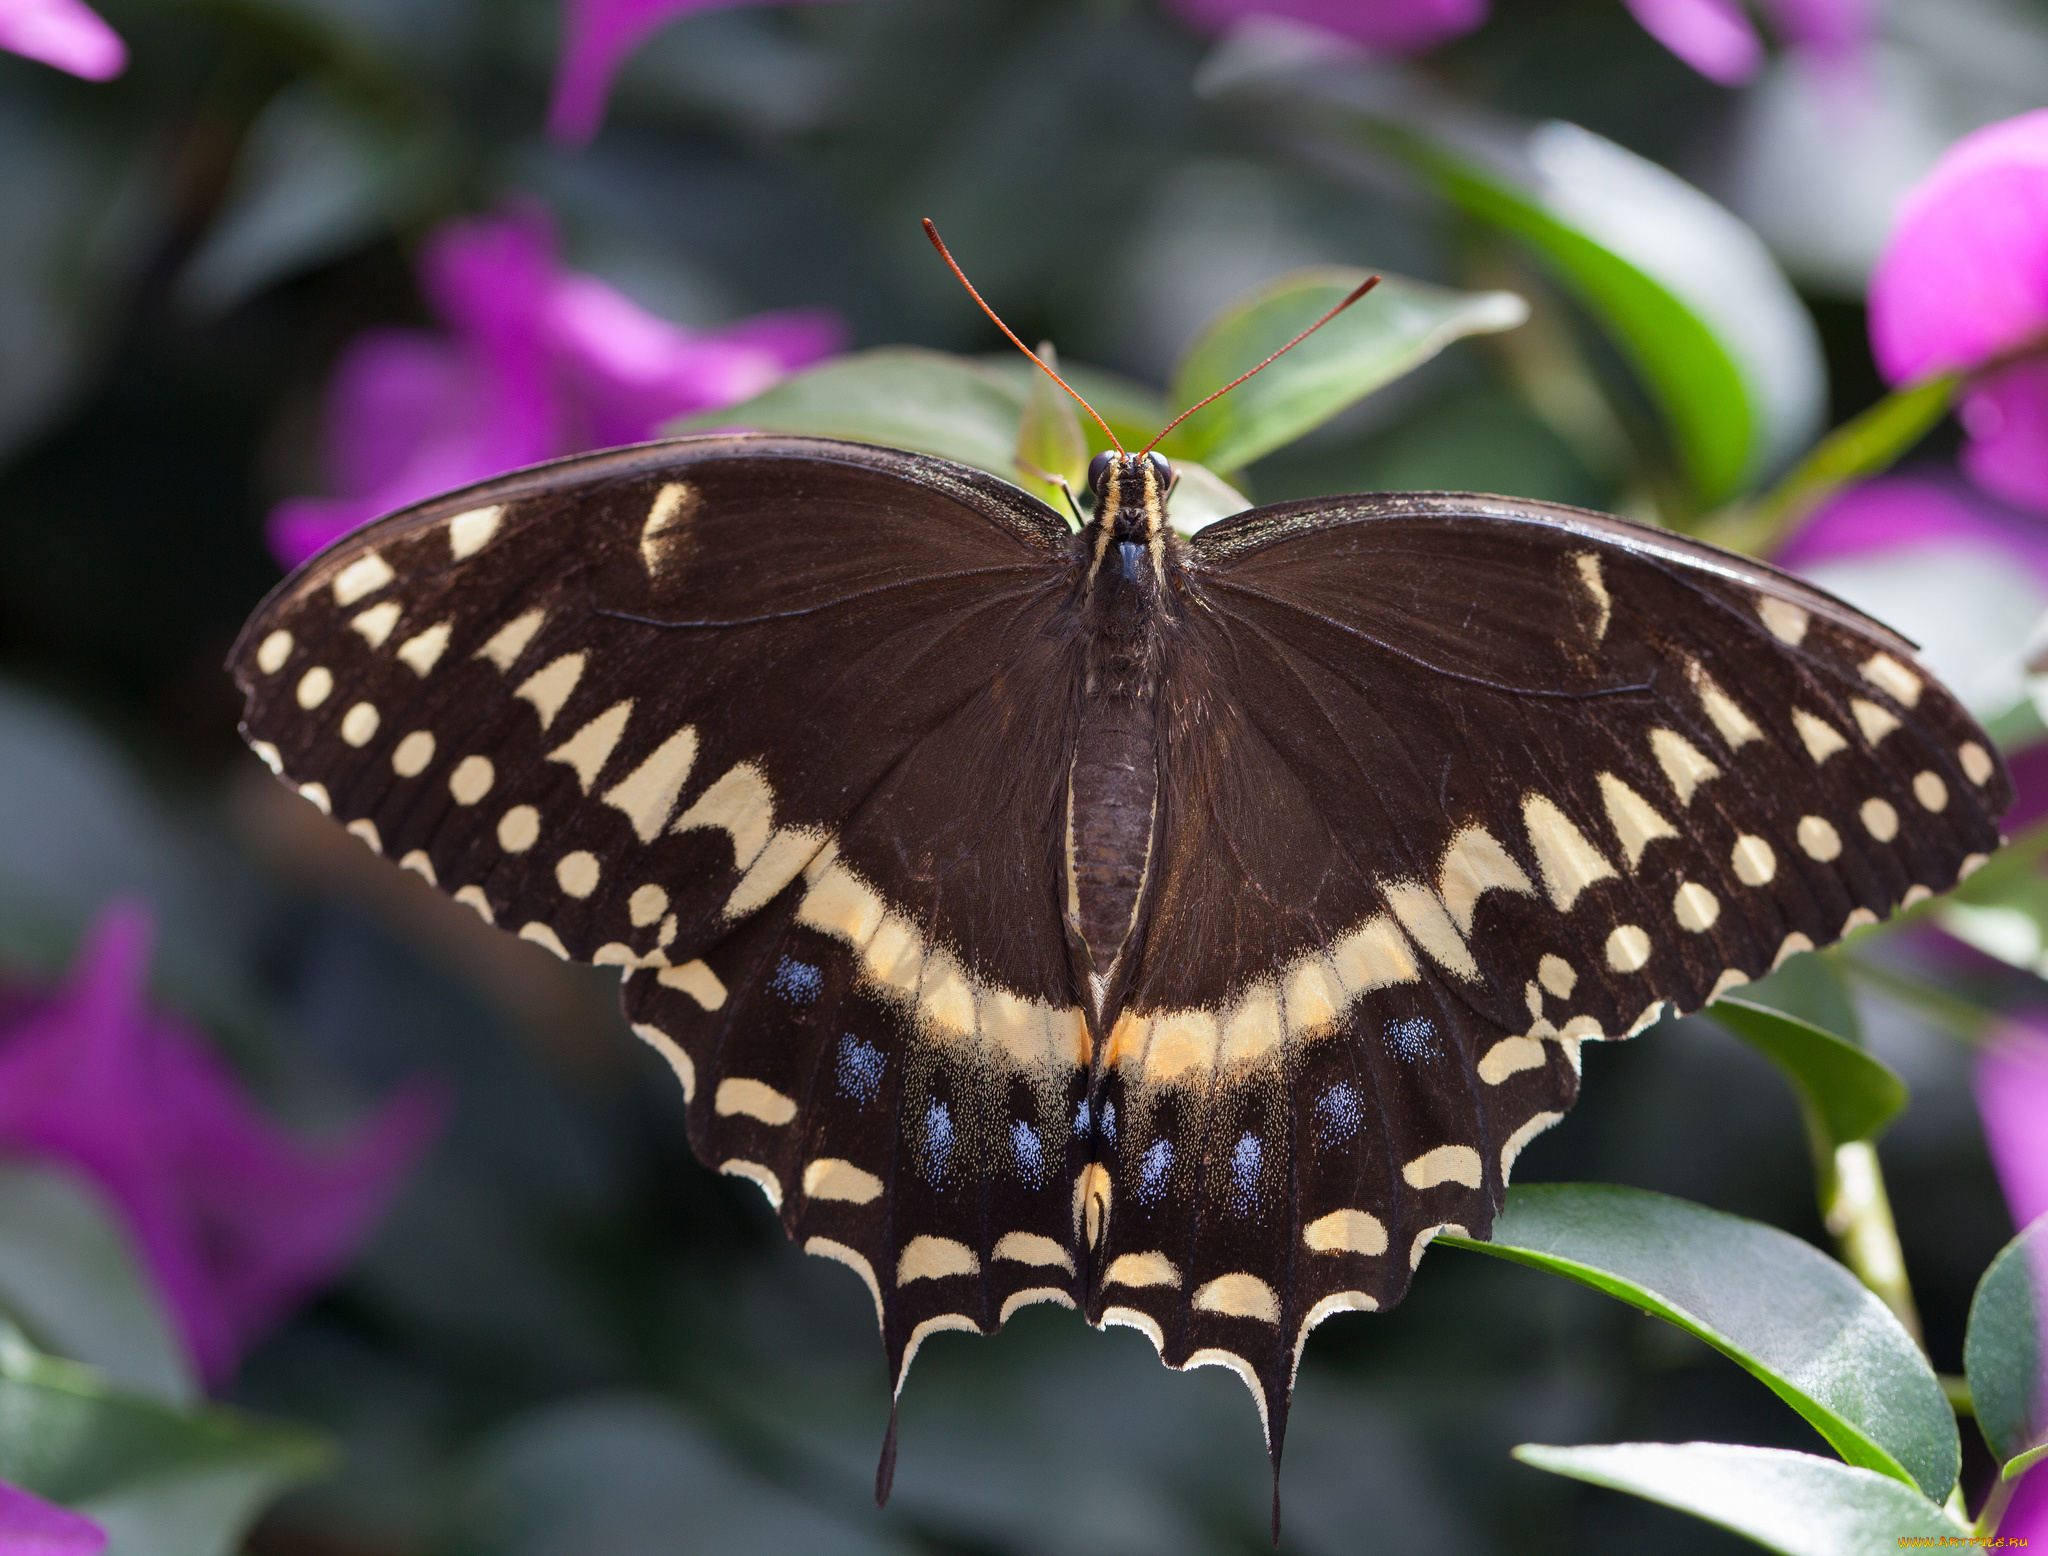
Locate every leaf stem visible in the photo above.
<box><xmin>1823</xmin><ymin>1140</ymin><xmax>1923</xmax><ymax>1345</ymax></box>
<box><xmin>1975</xmin><ymin>1470</ymin><xmax>2019</xmax><ymax>1539</ymax></box>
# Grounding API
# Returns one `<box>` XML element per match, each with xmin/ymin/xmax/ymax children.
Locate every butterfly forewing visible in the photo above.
<box><xmin>232</xmin><ymin>441</ymin><xmax>2008</xmax><ymax>1472</ymax></box>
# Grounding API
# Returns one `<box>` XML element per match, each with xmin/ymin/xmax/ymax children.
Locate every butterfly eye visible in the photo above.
<box><xmin>1087</xmin><ymin>452</ymin><xmax>1114</xmax><ymax>494</ymax></box>
<box><xmin>1146</xmin><ymin>451</ymin><xmax>1171</xmax><ymax>486</ymax></box>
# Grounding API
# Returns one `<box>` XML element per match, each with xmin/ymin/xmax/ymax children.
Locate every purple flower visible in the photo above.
<box><xmin>547</xmin><ymin>0</ymin><xmax>855</xmax><ymax>145</ymax></box>
<box><xmin>0</xmin><ymin>900</ymin><xmax>445</xmax><ymax>1387</ymax></box>
<box><xmin>0</xmin><ymin>0</ymin><xmax>124</xmax><ymax>80</ymax></box>
<box><xmin>1868</xmin><ymin>111</ymin><xmax>2048</xmax><ymax>516</ymax></box>
<box><xmin>0</xmin><ymin>1481</ymin><xmax>104</xmax><ymax>1556</ymax></box>
<box><xmin>268</xmin><ymin>209</ymin><xmax>844</xmax><ymax>568</ymax></box>
<box><xmin>1161</xmin><ymin>0</ymin><xmax>1870</xmax><ymax>83</ymax></box>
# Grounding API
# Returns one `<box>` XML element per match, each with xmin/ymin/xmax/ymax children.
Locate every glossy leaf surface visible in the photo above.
<box><xmin>1966</xmin><ymin>1215</ymin><xmax>2048</xmax><ymax>1477</ymax></box>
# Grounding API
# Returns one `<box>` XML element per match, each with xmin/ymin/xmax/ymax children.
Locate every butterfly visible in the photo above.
<box><xmin>229</xmin><ymin>235</ymin><xmax>2008</xmax><ymax>1517</ymax></box>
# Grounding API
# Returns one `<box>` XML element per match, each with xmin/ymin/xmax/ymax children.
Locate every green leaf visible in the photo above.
<box><xmin>1011</xmin><ymin>344</ymin><xmax>1089</xmax><ymax>519</ymax></box>
<box><xmin>1159</xmin><ymin>268</ymin><xmax>1527</xmax><ymax>473</ymax></box>
<box><xmin>1446</xmin><ymin>1184</ymin><xmax>1958</xmax><ymax>1498</ymax></box>
<box><xmin>978</xmin><ymin>357</ymin><xmax>1168</xmax><ymax>452</ymax></box>
<box><xmin>1199</xmin><ymin>46</ymin><xmax>1824</xmax><ymax>501</ymax></box>
<box><xmin>0</xmin><ymin>1161</ymin><xmax>196</xmax><ymax>1406</ymax></box>
<box><xmin>1965</xmin><ymin>1214</ymin><xmax>2048</xmax><ymax>1476</ymax></box>
<box><xmin>1514</xmin><ymin>1442</ymin><xmax>1961</xmax><ymax>1552</ymax></box>
<box><xmin>1707</xmin><ymin>1000</ymin><xmax>1907</xmax><ymax>1150</ymax></box>
<box><xmin>0</xmin><ymin>1334</ymin><xmax>328</xmax><ymax>1556</ymax></box>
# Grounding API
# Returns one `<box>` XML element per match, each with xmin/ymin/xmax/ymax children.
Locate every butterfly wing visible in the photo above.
<box><xmin>1086</xmin><ymin>491</ymin><xmax>2008</xmax><ymax>1447</ymax></box>
<box><xmin>229</xmin><ymin>435</ymin><xmax>1096</xmax><ymax>1388</ymax></box>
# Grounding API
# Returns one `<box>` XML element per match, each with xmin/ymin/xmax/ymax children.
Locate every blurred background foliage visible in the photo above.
<box><xmin>2</xmin><ymin>0</ymin><xmax>2047</xmax><ymax>1551</ymax></box>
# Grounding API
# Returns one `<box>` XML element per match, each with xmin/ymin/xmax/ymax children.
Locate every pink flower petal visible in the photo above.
<box><xmin>1976</xmin><ymin>1026</ymin><xmax>2048</xmax><ymax>1230</ymax></box>
<box><xmin>1756</xmin><ymin>0</ymin><xmax>1875</xmax><ymax>56</ymax></box>
<box><xmin>1161</xmin><ymin>0</ymin><xmax>1487</xmax><ymax>52</ymax></box>
<box><xmin>0</xmin><ymin>1481</ymin><xmax>104</xmax><ymax>1556</ymax></box>
<box><xmin>1620</xmin><ymin>0</ymin><xmax>1763</xmax><ymax>85</ymax></box>
<box><xmin>0</xmin><ymin>900</ymin><xmax>444</xmax><ymax>1384</ymax></box>
<box><xmin>546</xmin><ymin>0</ymin><xmax>855</xmax><ymax>145</ymax></box>
<box><xmin>1869</xmin><ymin>110</ymin><xmax>2048</xmax><ymax>384</ymax></box>
<box><xmin>2001</xmin><ymin>1464</ymin><xmax>2048</xmax><ymax>1544</ymax></box>
<box><xmin>1774</xmin><ymin>475</ymin><xmax>2048</xmax><ymax>588</ymax></box>
<box><xmin>1960</xmin><ymin>360</ymin><xmax>2048</xmax><ymax>516</ymax></box>
<box><xmin>0</xmin><ymin>0</ymin><xmax>125</xmax><ymax>80</ymax></box>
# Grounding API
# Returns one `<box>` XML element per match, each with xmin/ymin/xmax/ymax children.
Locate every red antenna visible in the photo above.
<box><xmin>1140</xmin><ymin>275</ymin><xmax>1380</xmax><ymax>456</ymax></box>
<box><xmin>924</xmin><ymin>219</ymin><xmax>1124</xmax><ymax>453</ymax></box>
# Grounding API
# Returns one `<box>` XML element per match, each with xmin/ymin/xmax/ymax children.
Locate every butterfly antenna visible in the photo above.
<box><xmin>924</xmin><ymin>218</ymin><xmax>1124</xmax><ymax>453</ymax></box>
<box><xmin>1140</xmin><ymin>275</ymin><xmax>1380</xmax><ymax>457</ymax></box>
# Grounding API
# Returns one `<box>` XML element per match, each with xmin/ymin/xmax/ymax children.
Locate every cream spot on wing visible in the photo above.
<box><xmin>1597</xmin><ymin>773</ymin><xmax>1678</xmax><ymax>869</ymax></box>
<box><xmin>656</xmin><ymin>914</ymin><xmax>677</xmax><ymax>949</ymax></box>
<box><xmin>1913</xmin><ymin>771</ymin><xmax>1948</xmax><ymax>812</ymax></box>
<box><xmin>629</xmin><ymin>883</ymin><xmax>668</xmax><ymax>927</ymax></box>
<box><xmin>1650</xmin><ymin>728</ymin><xmax>1720</xmax><ymax>806</ymax></box>
<box><xmin>1852</xmin><ymin>699</ymin><xmax>1901</xmax><ymax>745</ymax></box>
<box><xmin>657</xmin><ymin>960</ymin><xmax>727</xmax><ymax>1010</ymax></box>
<box><xmin>519</xmin><ymin>922</ymin><xmax>569</xmax><ymax>959</ymax></box>
<box><xmin>1673</xmin><ymin>881</ymin><xmax>1719</xmax><ymax>932</ymax></box>
<box><xmin>477</xmin><ymin>608</ymin><xmax>546</xmax><ymax>672</ymax></box>
<box><xmin>1329</xmin><ymin>913</ymin><xmax>1418</xmax><ymax>992</ymax></box>
<box><xmin>346</xmin><ymin>818</ymin><xmax>381</xmax><ymax>853</ymax></box>
<box><xmin>515</xmin><ymin>653</ymin><xmax>585</xmax><ymax>732</ymax></box>
<box><xmin>1382</xmin><ymin>881</ymin><xmax>1479</xmax><ymax>980</ymax></box>
<box><xmin>1538</xmin><ymin>953</ymin><xmax>1576</xmax><ymax>999</ymax></box>
<box><xmin>400</xmin><ymin>850</ymin><xmax>436</xmax><ymax>885</ymax></box>
<box><xmin>1001</xmin><ymin>1288</ymin><xmax>1076</xmax><ymax>1324</ymax></box>
<box><xmin>721</xmin><ymin>1160</ymin><xmax>781</xmax><ymax>1210</ymax></box>
<box><xmin>1303</xmin><ymin>1209</ymin><xmax>1387</xmax><ymax>1256</ymax></box>
<box><xmin>1732</xmin><ymin>834</ymin><xmax>1776</xmax><ymax>886</ymax></box>
<box><xmin>1861</xmin><ymin>652</ymin><xmax>1921</xmax><ymax>706</ymax></box>
<box><xmin>297</xmin><ymin>782</ymin><xmax>331</xmax><ymax>815</ymax></box>
<box><xmin>898</xmin><ymin>1235</ymin><xmax>978</xmax><ymax>1284</ymax></box>
<box><xmin>1606</xmin><ymin>924</ymin><xmax>1651</xmax><ymax>972</ymax></box>
<box><xmin>546</xmin><ymin>700</ymin><xmax>633</xmax><ymax>793</ymax></box>
<box><xmin>1774</xmin><ymin>932</ymin><xmax>1814</xmax><ymax>968</ymax></box>
<box><xmin>454</xmin><ymin>884</ymin><xmax>493</xmax><ymax>924</ymax></box>
<box><xmin>1076</xmin><ymin>1163</ymin><xmax>1111</xmax><ymax>1250</ymax></box>
<box><xmin>602</xmin><ymin>726</ymin><xmax>698</xmax><ymax>842</ymax></box>
<box><xmin>397</xmin><ymin>621</ymin><xmax>451</xmax><ymax>676</ymax></box>
<box><xmin>1708</xmin><ymin>968</ymin><xmax>1750</xmax><ymax>1001</ymax></box>
<box><xmin>1501</xmin><ymin>1112</ymin><xmax>1563</xmax><ymax>1181</ymax></box>
<box><xmin>1105</xmin><ymin>1251</ymin><xmax>1179</xmax><ymax>1288</ymax></box>
<box><xmin>1194</xmin><ymin>1272</ymin><xmax>1279</xmax><ymax>1323</ymax></box>
<box><xmin>340</xmin><ymin>702</ymin><xmax>379</xmax><ymax>747</ymax></box>
<box><xmin>632</xmin><ymin>1022</ymin><xmax>696</xmax><ymax>1101</ymax></box>
<box><xmin>249</xmin><ymin>741</ymin><xmax>282</xmax><ymax>777</ymax></box>
<box><xmin>993</xmin><ymin>1231</ymin><xmax>1074</xmax><ymax>1272</ymax></box>
<box><xmin>716</xmin><ymin>1077</ymin><xmax>797</xmax><ymax>1125</ymax></box>
<box><xmin>1140</xmin><ymin>1007</ymin><xmax>1221</xmax><ymax>1084</ymax></box>
<box><xmin>1961</xmin><ymin>852</ymin><xmax>1989</xmax><ymax>878</ymax></box>
<box><xmin>803</xmin><ymin>1158</ymin><xmax>882</xmax><ymax>1204</ymax></box>
<box><xmin>447</xmin><ymin>504</ymin><xmax>503</xmax><ymax>559</ymax></box>
<box><xmin>391</xmin><ymin>729</ymin><xmax>435</xmax><ymax>777</ymax></box>
<box><xmin>806</xmin><ymin>1237</ymin><xmax>880</xmax><ymax>1327</ymax></box>
<box><xmin>256</xmin><ymin>629</ymin><xmax>292</xmax><ymax>673</ymax></box>
<box><xmin>1402</xmin><ymin>1144</ymin><xmax>1482</xmax><ymax>1189</ymax></box>
<box><xmin>1437</xmin><ymin>826</ymin><xmax>1536</xmax><ymax>934</ymax></box>
<box><xmin>1960</xmin><ymin>742</ymin><xmax>1994</xmax><ymax>785</ymax></box>
<box><xmin>448</xmin><ymin>755</ymin><xmax>494</xmax><ymax>805</ymax></box>
<box><xmin>1100</xmin><ymin>1306</ymin><xmax>1164</xmax><ymax>1354</ymax></box>
<box><xmin>1293</xmin><ymin>1291</ymin><xmax>1379</xmax><ymax>1379</ymax></box>
<box><xmin>795</xmin><ymin>845</ymin><xmax>886</xmax><ymax>947</ymax></box>
<box><xmin>350</xmin><ymin>601</ymin><xmax>401</xmax><ymax>650</ymax></box>
<box><xmin>1689</xmin><ymin>662</ymin><xmax>1762</xmax><ymax>747</ymax></box>
<box><xmin>1843</xmin><ymin>907</ymin><xmax>1879</xmax><ymax>932</ymax></box>
<box><xmin>1220</xmin><ymin>982</ymin><xmax>1283</xmax><ymax>1067</ymax></box>
<box><xmin>1757</xmin><ymin>596</ymin><xmax>1809</xmax><ymax>645</ymax></box>
<box><xmin>1901</xmin><ymin>884</ymin><xmax>1932</xmax><ymax>907</ymax></box>
<box><xmin>555</xmin><ymin>851</ymin><xmax>600</xmax><ymax>898</ymax></box>
<box><xmin>640</xmin><ymin>481</ymin><xmax>697</xmax><ymax>576</ymax></box>
<box><xmin>295</xmin><ymin>666</ymin><xmax>333</xmax><ymax>709</ymax></box>
<box><xmin>1410</xmin><ymin>1223</ymin><xmax>1468</xmax><ymax>1269</ymax></box>
<box><xmin>676</xmin><ymin>763</ymin><xmax>774</xmax><ymax>868</ymax></box>
<box><xmin>1797</xmin><ymin>815</ymin><xmax>1843</xmax><ymax>861</ymax></box>
<box><xmin>1524</xmin><ymin>981</ymin><xmax>1543</xmax><ymax>1020</ymax></box>
<box><xmin>1522</xmin><ymin>794</ymin><xmax>1619</xmax><ymax>910</ymax></box>
<box><xmin>1478</xmin><ymin>1036</ymin><xmax>1547</xmax><ymax>1084</ymax></box>
<box><xmin>496</xmin><ymin>804</ymin><xmax>540</xmax><ymax>852</ymax></box>
<box><xmin>1282</xmin><ymin>955</ymin><xmax>1346</xmax><ymax>1040</ymax></box>
<box><xmin>1861</xmin><ymin>797</ymin><xmax>1899</xmax><ymax>841</ymax></box>
<box><xmin>1793</xmin><ymin>709</ymin><xmax>1849</xmax><ymax>765</ymax></box>
<box><xmin>332</xmin><ymin>552</ymin><xmax>393</xmax><ymax>606</ymax></box>
<box><xmin>1575</xmin><ymin>553</ymin><xmax>1611</xmax><ymax>639</ymax></box>
<box><xmin>726</xmin><ymin>826</ymin><xmax>828</xmax><ymax>921</ymax></box>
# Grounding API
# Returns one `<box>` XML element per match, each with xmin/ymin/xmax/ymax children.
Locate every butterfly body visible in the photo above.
<box><xmin>230</xmin><ymin>433</ymin><xmax>2008</xmax><ymax>1469</ymax></box>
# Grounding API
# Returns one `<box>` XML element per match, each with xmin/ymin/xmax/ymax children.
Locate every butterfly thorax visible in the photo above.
<box><xmin>1066</xmin><ymin>452</ymin><xmax>1178</xmax><ymax>1022</ymax></box>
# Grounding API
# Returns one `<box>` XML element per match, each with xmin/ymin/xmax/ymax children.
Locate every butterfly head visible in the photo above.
<box><xmin>1088</xmin><ymin>450</ymin><xmax>1172</xmax><ymax>542</ymax></box>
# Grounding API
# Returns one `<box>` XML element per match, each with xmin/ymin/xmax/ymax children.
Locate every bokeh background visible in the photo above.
<box><xmin>2</xmin><ymin>0</ymin><xmax>2046</xmax><ymax>1551</ymax></box>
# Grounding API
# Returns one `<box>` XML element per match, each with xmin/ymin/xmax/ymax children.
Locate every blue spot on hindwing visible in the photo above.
<box><xmin>836</xmin><ymin>1033</ymin><xmax>884</xmax><ymax>1104</ymax></box>
<box><xmin>768</xmin><ymin>956</ymin><xmax>822</xmax><ymax>1003</ymax></box>
<box><xmin>1136</xmin><ymin>1138</ymin><xmax>1172</xmax><ymax>1203</ymax></box>
<box><xmin>1230</xmin><ymin>1132</ymin><xmax>1262</xmax><ymax>1213</ymax></box>
<box><xmin>1390</xmin><ymin>1016</ymin><xmax>1440</xmax><ymax>1063</ymax></box>
<box><xmin>1011</xmin><ymin>1120</ymin><xmax>1044</xmax><ymax>1184</ymax></box>
<box><xmin>923</xmin><ymin>1100</ymin><xmax>955</xmax><ymax>1185</ymax></box>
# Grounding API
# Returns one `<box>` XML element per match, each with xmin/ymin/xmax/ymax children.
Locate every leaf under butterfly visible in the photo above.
<box><xmin>1966</xmin><ymin>1214</ymin><xmax>2048</xmax><ymax>1479</ymax></box>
